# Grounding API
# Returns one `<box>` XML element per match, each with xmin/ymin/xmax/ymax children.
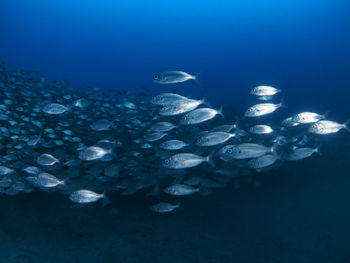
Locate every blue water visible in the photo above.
<box><xmin>1</xmin><ymin>0</ymin><xmax>350</xmax><ymax>262</ymax></box>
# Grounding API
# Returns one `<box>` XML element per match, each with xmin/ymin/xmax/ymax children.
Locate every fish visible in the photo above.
<box><xmin>160</xmin><ymin>140</ymin><xmax>189</xmax><ymax>150</ymax></box>
<box><xmin>308</xmin><ymin>120</ymin><xmax>350</xmax><ymax>134</ymax></box>
<box><xmin>180</xmin><ymin>107</ymin><xmax>223</xmax><ymax>125</ymax></box>
<box><xmin>27</xmin><ymin>173</ymin><xmax>64</xmax><ymax>188</ymax></box>
<box><xmin>150</xmin><ymin>93</ymin><xmax>187</xmax><ymax>105</ymax></box>
<box><xmin>219</xmin><ymin>143</ymin><xmax>274</xmax><ymax>160</ymax></box>
<box><xmin>292</xmin><ymin>112</ymin><xmax>326</xmax><ymax>124</ymax></box>
<box><xmin>151</xmin><ymin>202</ymin><xmax>180</xmax><ymax>213</ymax></box>
<box><xmin>163</xmin><ymin>153</ymin><xmax>213</xmax><ymax>169</ymax></box>
<box><xmin>164</xmin><ymin>184</ymin><xmax>199</xmax><ymax>195</ymax></box>
<box><xmin>245</xmin><ymin>102</ymin><xmax>284</xmax><ymax>117</ymax></box>
<box><xmin>248</xmin><ymin>154</ymin><xmax>279</xmax><ymax>169</ymax></box>
<box><xmin>0</xmin><ymin>166</ymin><xmax>14</xmax><ymax>175</ymax></box>
<box><xmin>37</xmin><ymin>153</ymin><xmax>59</xmax><ymax>166</ymax></box>
<box><xmin>149</xmin><ymin>122</ymin><xmax>176</xmax><ymax>132</ymax></box>
<box><xmin>195</xmin><ymin>131</ymin><xmax>237</xmax><ymax>146</ymax></box>
<box><xmin>159</xmin><ymin>98</ymin><xmax>205</xmax><ymax>116</ymax></box>
<box><xmin>250</xmin><ymin>86</ymin><xmax>280</xmax><ymax>100</ymax></box>
<box><xmin>78</xmin><ymin>146</ymin><xmax>111</xmax><ymax>161</ymax></box>
<box><xmin>90</xmin><ymin>119</ymin><xmax>112</xmax><ymax>131</ymax></box>
<box><xmin>153</xmin><ymin>71</ymin><xmax>198</xmax><ymax>84</ymax></box>
<box><xmin>249</xmin><ymin>125</ymin><xmax>274</xmax><ymax>134</ymax></box>
<box><xmin>286</xmin><ymin>147</ymin><xmax>320</xmax><ymax>160</ymax></box>
<box><xmin>42</xmin><ymin>103</ymin><xmax>69</xmax><ymax>114</ymax></box>
<box><xmin>69</xmin><ymin>190</ymin><xmax>106</xmax><ymax>204</ymax></box>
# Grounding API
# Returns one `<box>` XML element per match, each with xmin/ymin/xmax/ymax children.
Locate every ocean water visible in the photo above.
<box><xmin>1</xmin><ymin>0</ymin><xmax>350</xmax><ymax>262</ymax></box>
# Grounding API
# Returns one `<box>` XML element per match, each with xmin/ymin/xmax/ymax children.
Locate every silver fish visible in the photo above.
<box><xmin>69</xmin><ymin>190</ymin><xmax>105</xmax><ymax>203</ymax></box>
<box><xmin>160</xmin><ymin>140</ymin><xmax>188</xmax><ymax>150</ymax></box>
<box><xmin>196</xmin><ymin>132</ymin><xmax>236</xmax><ymax>146</ymax></box>
<box><xmin>308</xmin><ymin>120</ymin><xmax>350</xmax><ymax>134</ymax></box>
<box><xmin>153</xmin><ymin>71</ymin><xmax>197</xmax><ymax>84</ymax></box>
<box><xmin>163</xmin><ymin>153</ymin><xmax>213</xmax><ymax>169</ymax></box>
<box><xmin>250</xmin><ymin>85</ymin><xmax>280</xmax><ymax>99</ymax></box>
<box><xmin>151</xmin><ymin>202</ymin><xmax>180</xmax><ymax>213</ymax></box>
<box><xmin>79</xmin><ymin>146</ymin><xmax>111</xmax><ymax>161</ymax></box>
<box><xmin>159</xmin><ymin>98</ymin><xmax>205</xmax><ymax>116</ymax></box>
<box><xmin>292</xmin><ymin>112</ymin><xmax>326</xmax><ymax>124</ymax></box>
<box><xmin>0</xmin><ymin>166</ymin><xmax>14</xmax><ymax>175</ymax></box>
<box><xmin>29</xmin><ymin>173</ymin><xmax>64</xmax><ymax>188</ymax></box>
<box><xmin>149</xmin><ymin>122</ymin><xmax>176</xmax><ymax>132</ymax></box>
<box><xmin>245</xmin><ymin>102</ymin><xmax>284</xmax><ymax>117</ymax></box>
<box><xmin>150</xmin><ymin>93</ymin><xmax>187</xmax><ymax>105</ymax></box>
<box><xmin>248</xmin><ymin>154</ymin><xmax>278</xmax><ymax>169</ymax></box>
<box><xmin>249</xmin><ymin>125</ymin><xmax>274</xmax><ymax>134</ymax></box>
<box><xmin>42</xmin><ymin>103</ymin><xmax>69</xmax><ymax>114</ymax></box>
<box><xmin>37</xmin><ymin>153</ymin><xmax>59</xmax><ymax>166</ymax></box>
<box><xmin>286</xmin><ymin>147</ymin><xmax>320</xmax><ymax>160</ymax></box>
<box><xmin>219</xmin><ymin>143</ymin><xmax>274</xmax><ymax>160</ymax></box>
<box><xmin>164</xmin><ymin>184</ymin><xmax>198</xmax><ymax>195</ymax></box>
<box><xmin>180</xmin><ymin>107</ymin><xmax>223</xmax><ymax>125</ymax></box>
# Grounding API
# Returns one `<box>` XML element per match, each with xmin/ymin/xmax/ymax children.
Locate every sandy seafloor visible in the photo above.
<box><xmin>0</xmin><ymin>144</ymin><xmax>349</xmax><ymax>263</ymax></box>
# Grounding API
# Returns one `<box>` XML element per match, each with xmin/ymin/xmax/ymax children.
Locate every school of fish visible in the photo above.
<box><xmin>0</xmin><ymin>64</ymin><xmax>348</xmax><ymax>213</ymax></box>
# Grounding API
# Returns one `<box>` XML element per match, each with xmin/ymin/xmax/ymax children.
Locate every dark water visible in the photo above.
<box><xmin>1</xmin><ymin>0</ymin><xmax>350</xmax><ymax>262</ymax></box>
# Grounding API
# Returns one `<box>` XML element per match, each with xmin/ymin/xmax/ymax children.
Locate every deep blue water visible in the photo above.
<box><xmin>1</xmin><ymin>0</ymin><xmax>350</xmax><ymax>262</ymax></box>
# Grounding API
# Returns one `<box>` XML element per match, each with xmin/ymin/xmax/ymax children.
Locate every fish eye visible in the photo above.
<box><xmin>154</xmin><ymin>75</ymin><xmax>159</xmax><ymax>80</ymax></box>
<box><xmin>248</xmin><ymin>109</ymin><xmax>251</xmax><ymax>112</ymax></box>
<box><xmin>227</xmin><ymin>148</ymin><xmax>233</xmax><ymax>153</ymax></box>
<box><xmin>162</xmin><ymin>106</ymin><xmax>167</xmax><ymax>110</ymax></box>
<box><xmin>165</xmin><ymin>159</ymin><xmax>169</xmax><ymax>163</ymax></box>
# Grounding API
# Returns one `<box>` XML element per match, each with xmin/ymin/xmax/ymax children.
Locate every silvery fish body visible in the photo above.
<box><xmin>149</xmin><ymin>122</ymin><xmax>176</xmax><ymax>132</ymax></box>
<box><xmin>249</xmin><ymin>125</ymin><xmax>274</xmax><ymax>134</ymax></box>
<box><xmin>308</xmin><ymin>120</ymin><xmax>350</xmax><ymax>134</ymax></box>
<box><xmin>28</xmin><ymin>173</ymin><xmax>64</xmax><ymax>187</ymax></box>
<box><xmin>248</xmin><ymin>154</ymin><xmax>278</xmax><ymax>169</ymax></box>
<box><xmin>42</xmin><ymin>103</ymin><xmax>69</xmax><ymax>114</ymax></box>
<box><xmin>245</xmin><ymin>102</ymin><xmax>283</xmax><ymax>117</ymax></box>
<box><xmin>163</xmin><ymin>153</ymin><xmax>211</xmax><ymax>169</ymax></box>
<box><xmin>90</xmin><ymin>119</ymin><xmax>112</xmax><ymax>131</ymax></box>
<box><xmin>37</xmin><ymin>153</ymin><xmax>59</xmax><ymax>166</ymax></box>
<box><xmin>250</xmin><ymin>86</ymin><xmax>280</xmax><ymax>96</ymax></box>
<box><xmin>286</xmin><ymin>147</ymin><xmax>319</xmax><ymax>160</ymax></box>
<box><xmin>79</xmin><ymin>146</ymin><xmax>110</xmax><ymax>161</ymax></box>
<box><xmin>219</xmin><ymin>143</ymin><xmax>273</xmax><ymax>160</ymax></box>
<box><xmin>153</xmin><ymin>71</ymin><xmax>197</xmax><ymax>84</ymax></box>
<box><xmin>164</xmin><ymin>184</ymin><xmax>198</xmax><ymax>195</ymax></box>
<box><xmin>160</xmin><ymin>140</ymin><xmax>188</xmax><ymax>150</ymax></box>
<box><xmin>150</xmin><ymin>93</ymin><xmax>187</xmax><ymax>105</ymax></box>
<box><xmin>151</xmin><ymin>202</ymin><xmax>180</xmax><ymax>213</ymax></box>
<box><xmin>159</xmin><ymin>98</ymin><xmax>204</xmax><ymax>116</ymax></box>
<box><xmin>196</xmin><ymin>132</ymin><xmax>235</xmax><ymax>146</ymax></box>
<box><xmin>180</xmin><ymin>108</ymin><xmax>223</xmax><ymax>125</ymax></box>
<box><xmin>0</xmin><ymin>166</ymin><xmax>14</xmax><ymax>175</ymax></box>
<box><xmin>144</xmin><ymin>132</ymin><xmax>167</xmax><ymax>142</ymax></box>
<box><xmin>292</xmin><ymin>112</ymin><xmax>325</xmax><ymax>124</ymax></box>
<box><xmin>69</xmin><ymin>190</ymin><xmax>104</xmax><ymax>203</ymax></box>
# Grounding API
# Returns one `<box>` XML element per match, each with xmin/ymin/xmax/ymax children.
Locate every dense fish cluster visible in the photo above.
<box><xmin>0</xmin><ymin>64</ymin><xmax>348</xmax><ymax>213</ymax></box>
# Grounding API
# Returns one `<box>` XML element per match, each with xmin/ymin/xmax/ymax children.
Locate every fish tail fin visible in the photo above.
<box><xmin>193</xmin><ymin>73</ymin><xmax>200</xmax><ymax>84</ymax></box>
<box><xmin>315</xmin><ymin>146</ymin><xmax>322</xmax><ymax>156</ymax></box>
<box><xmin>201</xmin><ymin>97</ymin><xmax>212</xmax><ymax>107</ymax></box>
<box><xmin>343</xmin><ymin>119</ymin><xmax>350</xmax><ymax>132</ymax></box>
<box><xmin>217</xmin><ymin>106</ymin><xmax>224</xmax><ymax>117</ymax></box>
<box><xmin>321</xmin><ymin>111</ymin><xmax>329</xmax><ymax>119</ymax></box>
<box><xmin>279</xmin><ymin>98</ymin><xmax>287</xmax><ymax>109</ymax></box>
<box><xmin>102</xmin><ymin>192</ymin><xmax>111</xmax><ymax>207</ymax></box>
<box><xmin>271</xmin><ymin>142</ymin><xmax>279</xmax><ymax>155</ymax></box>
<box><xmin>206</xmin><ymin>151</ymin><xmax>216</xmax><ymax>168</ymax></box>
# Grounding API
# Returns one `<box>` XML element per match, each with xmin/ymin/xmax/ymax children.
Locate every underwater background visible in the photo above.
<box><xmin>1</xmin><ymin>0</ymin><xmax>350</xmax><ymax>262</ymax></box>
